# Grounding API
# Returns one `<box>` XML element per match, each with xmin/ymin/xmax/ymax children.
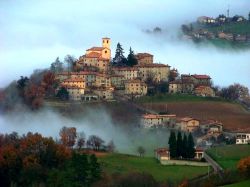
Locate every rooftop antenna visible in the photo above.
<box><xmin>227</xmin><ymin>4</ymin><xmax>230</xmax><ymax>18</ymax></box>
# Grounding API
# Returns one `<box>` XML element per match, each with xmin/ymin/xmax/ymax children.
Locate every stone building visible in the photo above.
<box><xmin>112</xmin><ymin>67</ymin><xmax>139</xmax><ymax>80</ymax></box>
<box><xmin>124</xmin><ymin>79</ymin><xmax>147</xmax><ymax>97</ymax></box>
<box><xmin>195</xmin><ymin>86</ymin><xmax>215</xmax><ymax>97</ymax></box>
<box><xmin>179</xmin><ymin>117</ymin><xmax>200</xmax><ymax>132</ymax></box>
<box><xmin>135</xmin><ymin>53</ymin><xmax>153</xmax><ymax>65</ymax></box>
<box><xmin>141</xmin><ymin>114</ymin><xmax>176</xmax><ymax>128</ymax></box>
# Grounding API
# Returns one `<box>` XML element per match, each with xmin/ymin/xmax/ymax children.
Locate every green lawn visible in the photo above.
<box><xmin>98</xmin><ymin>153</ymin><xmax>210</xmax><ymax>183</ymax></box>
<box><xmin>136</xmin><ymin>94</ymin><xmax>229</xmax><ymax>103</ymax></box>
<box><xmin>206</xmin><ymin>144</ymin><xmax>250</xmax><ymax>171</ymax></box>
<box><xmin>222</xmin><ymin>180</ymin><xmax>250</xmax><ymax>187</ymax></box>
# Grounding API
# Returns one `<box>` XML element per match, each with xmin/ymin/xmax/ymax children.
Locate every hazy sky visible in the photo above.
<box><xmin>1</xmin><ymin>0</ymin><xmax>250</xmax><ymax>88</ymax></box>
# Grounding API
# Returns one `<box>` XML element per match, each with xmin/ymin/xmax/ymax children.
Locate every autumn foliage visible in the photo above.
<box><xmin>237</xmin><ymin>156</ymin><xmax>250</xmax><ymax>177</ymax></box>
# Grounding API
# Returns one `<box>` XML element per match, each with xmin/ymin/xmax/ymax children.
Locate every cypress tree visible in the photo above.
<box><xmin>168</xmin><ymin>131</ymin><xmax>177</xmax><ymax>158</ymax></box>
<box><xmin>187</xmin><ymin>133</ymin><xmax>196</xmax><ymax>159</ymax></box>
<box><xmin>112</xmin><ymin>43</ymin><xmax>127</xmax><ymax>66</ymax></box>
<box><xmin>176</xmin><ymin>131</ymin><xmax>182</xmax><ymax>158</ymax></box>
<box><xmin>127</xmin><ymin>47</ymin><xmax>138</xmax><ymax>67</ymax></box>
<box><xmin>181</xmin><ymin>134</ymin><xmax>188</xmax><ymax>158</ymax></box>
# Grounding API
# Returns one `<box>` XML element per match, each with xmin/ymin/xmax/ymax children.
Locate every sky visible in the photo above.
<box><xmin>0</xmin><ymin>0</ymin><xmax>250</xmax><ymax>88</ymax></box>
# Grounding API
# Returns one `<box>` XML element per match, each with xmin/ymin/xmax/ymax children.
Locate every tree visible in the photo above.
<box><xmin>50</xmin><ymin>57</ymin><xmax>63</xmax><ymax>73</ymax></box>
<box><xmin>221</xmin><ymin>83</ymin><xmax>249</xmax><ymax>100</ymax></box>
<box><xmin>24</xmin><ymin>83</ymin><xmax>45</xmax><ymax>110</ymax></box>
<box><xmin>59</xmin><ymin>127</ymin><xmax>77</xmax><ymax>148</ymax></box>
<box><xmin>249</xmin><ymin>12</ymin><xmax>250</xmax><ymax>21</ymax></box>
<box><xmin>107</xmin><ymin>140</ymin><xmax>115</xmax><ymax>153</ymax></box>
<box><xmin>56</xmin><ymin>87</ymin><xmax>69</xmax><ymax>100</ymax></box>
<box><xmin>137</xmin><ymin>146</ymin><xmax>146</xmax><ymax>157</ymax></box>
<box><xmin>76</xmin><ymin>131</ymin><xmax>85</xmax><ymax>150</ymax></box>
<box><xmin>187</xmin><ymin>133</ymin><xmax>195</xmax><ymax>159</ymax></box>
<box><xmin>89</xmin><ymin>154</ymin><xmax>102</xmax><ymax>183</ymax></box>
<box><xmin>126</xmin><ymin>47</ymin><xmax>138</xmax><ymax>67</ymax></box>
<box><xmin>176</xmin><ymin>131</ymin><xmax>182</xmax><ymax>158</ymax></box>
<box><xmin>112</xmin><ymin>43</ymin><xmax>127</xmax><ymax>66</ymax></box>
<box><xmin>237</xmin><ymin>156</ymin><xmax>250</xmax><ymax>177</ymax></box>
<box><xmin>17</xmin><ymin>76</ymin><xmax>29</xmax><ymax>98</ymax></box>
<box><xmin>87</xmin><ymin>135</ymin><xmax>105</xmax><ymax>151</ymax></box>
<box><xmin>168</xmin><ymin>131</ymin><xmax>177</xmax><ymax>158</ymax></box>
<box><xmin>41</xmin><ymin>71</ymin><xmax>57</xmax><ymax>97</ymax></box>
<box><xmin>64</xmin><ymin>55</ymin><xmax>77</xmax><ymax>72</ymax></box>
<box><xmin>153</xmin><ymin>27</ymin><xmax>162</xmax><ymax>33</ymax></box>
<box><xmin>181</xmin><ymin>134</ymin><xmax>188</xmax><ymax>158</ymax></box>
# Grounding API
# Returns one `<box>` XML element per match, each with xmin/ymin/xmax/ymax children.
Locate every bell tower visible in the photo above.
<box><xmin>102</xmin><ymin>37</ymin><xmax>111</xmax><ymax>49</ymax></box>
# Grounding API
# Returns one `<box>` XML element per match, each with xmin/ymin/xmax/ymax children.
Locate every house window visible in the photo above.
<box><xmin>105</xmin><ymin>50</ymin><xmax>107</xmax><ymax>54</ymax></box>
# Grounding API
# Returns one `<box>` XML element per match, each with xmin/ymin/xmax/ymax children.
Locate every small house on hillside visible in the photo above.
<box><xmin>236</xmin><ymin>133</ymin><xmax>250</xmax><ymax>144</ymax></box>
<box><xmin>194</xmin><ymin>86</ymin><xmax>215</xmax><ymax>97</ymax></box>
<box><xmin>200</xmin><ymin>120</ymin><xmax>223</xmax><ymax>134</ymax></box>
<box><xmin>178</xmin><ymin>117</ymin><xmax>200</xmax><ymax>132</ymax></box>
<box><xmin>141</xmin><ymin>114</ymin><xmax>176</xmax><ymax>128</ymax></box>
<box><xmin>155</xmin><ymin>148</ymin><xmax>204</xmax><ymax>162</ymax></box>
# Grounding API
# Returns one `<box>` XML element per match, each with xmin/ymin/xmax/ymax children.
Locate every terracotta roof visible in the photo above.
<box><xmin>195</xmin><ymin>148</ymin><xmax>204</xmax><ymax>152</ymax></box>
<box><xmin>63</xmin><ymin>78</ymin><xmax>85</xmax><ymax>82</ymax></box>
<box><xmin>192</xmin><ymin>74</ymin><xmax>211</xmax><ymax>79</ymax></box>
<box><xmin>143</xmin><ymin>114</ymin><xmax>176</xmax><ymax>119</ymax></box>
<box><xmin>155</xmin><ymin>148</ymin><xmax>169</xmax><ymax>155</ymax></box>
<box><xmin>180</xmin><ymin>117</ymin><xmax>199</xmax><ymax>122</ymax></box>
<box><xmin>135</xmin><ymin>63</ymin><xmax>170</xmax><ymax>68</ymax></box>
<box><xmin>136</xmin><ymin>53</ymin><xmax>153</xmax><ymax>60</ymax></box>
<box><xmin>86</xmin><ymin>47</ymin><xmax>104</xmax><ymax>51</ymax></box>
<box><xmin>85</xmin><ymin>52</ymin><xmax>102</xmax><ymax>58</ymax></box>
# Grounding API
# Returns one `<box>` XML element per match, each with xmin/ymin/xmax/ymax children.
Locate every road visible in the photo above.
<box><xmin>204</xmin><ymin>152</ymin><xmax>224</xmax><ymax>178</ymax></box>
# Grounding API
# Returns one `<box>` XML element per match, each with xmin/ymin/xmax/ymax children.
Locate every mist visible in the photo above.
<box><xmin>1</xmin><ymin>0</ymin><xmax>250</xmax><ymax>88</ymax></box>
<box><xmin>0</xmin><ymin>105</ymin><xmax>169</xmax><ymax>156</ymax></box>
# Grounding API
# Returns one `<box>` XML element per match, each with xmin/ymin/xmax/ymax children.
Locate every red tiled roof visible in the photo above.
<box><xmin>135</xmin><ymin>63</ymin><xmax>170</xmax><ymax>68</ymax></box>
<box><xmin>86</xmin><ymin>47</ymin><xmax>104</xmax><ymax>51</ymax></box>
<box><xmin>192</xmin><ymin>74</ymin><xmax>211</xmax><ymax>79</ymax></box>
<box><xmin>85</xmin><ymin>52</ymin><xmax>102</xmax><ymax>58</ymax></box>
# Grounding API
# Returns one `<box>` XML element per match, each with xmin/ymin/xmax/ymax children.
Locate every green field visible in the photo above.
<box><xmin>136</xmin><ymin>94</ymin><xmax>229</xmax><ymax>103</ymax></box>
<box><xmin>222</xmin><ymin>180</ymin><xmax>250</xmax><ymax>187</ymax></box>
<box><xmin>205</xmin><ymin>22</ymin><xmax>250</xmax><ymax>35</ymax></box>
<box><xmin>98</xmin><ymin>153</ymin><xmax>210</xmax><ymax>183</ymax></box>
<box><xmin>206</xmin><ymin>144</ymin><xmax>250</xmax><ymax>171</ymax></box>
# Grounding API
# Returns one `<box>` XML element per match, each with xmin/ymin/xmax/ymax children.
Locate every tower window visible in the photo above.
<box><xmin>107</xmin><ymin>40</ymin><xmax>109</xmax><ymax>43</ymax></box>
<box><xmin>105</xmin><ymin>50</ymin><xmax>107</xmax><ymax>54</ymax></box>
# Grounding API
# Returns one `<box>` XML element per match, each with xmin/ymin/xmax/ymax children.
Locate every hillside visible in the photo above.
<box><xmin>98</xmin><ymin>153</ymin><xmax>209</xmax><ymax>183</ymax></box>
<box><xmin>137</xmin><ymin>95</ymin><xmax>250</xmax><ymax>132</ymax></box>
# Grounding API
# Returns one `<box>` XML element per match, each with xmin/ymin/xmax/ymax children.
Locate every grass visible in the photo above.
<box><xmin>222</xmin><ymin>180</ymin><xmax>250</xmax><ymax>187</ymax></box>
<box><xmin>206</xmin><ymin>144</ymin><xmax>250</xmax><ymax>171</ymax></box>
<box><xmin>98</xmin><ymin>153</ymin><xmax>210</xmax><ymax>183</ymax></box>
<box><xmin>136</xmin><ymin>94</ymin><xmax>229</xmax><ymax>103</ymax></box>
<box><xmin>205</xmin><ymin>22</ymin><xmax>250</xmax><ymax>35</ymax></box>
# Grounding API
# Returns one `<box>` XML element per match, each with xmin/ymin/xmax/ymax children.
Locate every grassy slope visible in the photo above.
<box><xmin>136</xmin><ymin>94</ymin><xmax>250</xmax><ymax>132</ymax></box>
<box><xmin>206</xmin><ymin>144</ymin><xmax>250</xmax><ymax>171</ymax></box>
<box><xmin>222</xmin><ymin>180</ymin><xmax>250</xmax><ymax>187</ymax></box>
<box><xmin>98</xmin><ymin>153</ymin><xmax>209</xmax><ymax>183</ymax></box>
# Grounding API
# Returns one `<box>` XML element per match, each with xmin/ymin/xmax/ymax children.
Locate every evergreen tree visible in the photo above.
<box><xmin>187</xmin><ymin>133</ymin><xmax>195</xmax><ymax>159</ymax></box>
<box><xmin>112</xmin><ymin>43</ymin><xmax>127</xmax><ymax>66</ymax></box>
<box><xmin>50</xmin><ymin>57</ymin><xmax>63</xmax><ymax>73</ymax></box>
<box><xmin>71</xmin><ymin>153</ymin><xmax>89</xmax><ymax>186</ymax></box>
<box><xmin>89</xmin><ymin>154</ymin><xmax>101</xmax><ymax>183</ymax></box>
<box><xmin>126</xmin><ymin>47</ymin><xmax>138</xmax><ymax>67</ymax></box>
<box><xmin>249</xmin><ymin>12</ymin><xmax>250</xmax><ymax>21</ymax></box>
<box><xmin>181</xmin><ymin>134</ymin><xmax>188</xmax><ymax>158</ymax></box>
<box><xmin>168</xmin><ymin>131</ymin><xmax>177</xmax><ymax>158</ymax></box>
<box><xmin>176</xmin><ymin>131</ymin><xmax>182</xmax><ymax>158</ymax></box>
<box><xmin>56</xmin><ymin>87</ymin><xmax>69</xmax><ymax>100</ymax></box>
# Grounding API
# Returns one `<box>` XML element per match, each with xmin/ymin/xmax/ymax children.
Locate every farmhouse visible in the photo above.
<box><xmin>141</xmin><ymin>114</ymin><xmax>176</xmax><ymax>128</ymax></box>
<box><xmin>169</xmin><ymin>80</ymin><xmax>182</xmax><ymax>94</ymax></box>
<box><xmin>62</xmin><ymin>85</ymin><xmax>85</xmax><ymax>101</ymax></box>
<box><xmin>61</xmin><ymin>78</ymin><xmax>85</xmax><ymax>89</ymax></box>
<box><xmin>124</xmin><ymin>79</ymin><xmax>147</xmax><ymax>97</ymax></box>
<box><xmin>135</xmin><ymin>53</ymin><xmax>153</xmax><ymax>65</ymax></box>
<box><xmin>135</xmin><ymin>63</ymin><xmax>170</xmax><ymax>82</ymax></box>
<box><xmin>93</xmin><ymin>87</ymin><xmax>114</xmax><ymax>100</ymax></box>
<box><xmin>236</xmin><ymin>133</ymin><xmax>250</xmax><ymax>144</ymax></box>
<box><xmin>95</xmin><ymin>73</ymin><xmax>112</xmax><ymax>88</ymax></box>
<box><xmin>155</xmin><ymin>148</ymin><xmax>204</xmax><ymax>162</ymax></box>
<box><xmin>112</xmin><ymin>67</ymin><xmax>139</xmax><ymax>80</ymax></box>
<box><xmin>110</xmin><ymin>74</ymin><xmax>126</xmax><ymax>89</ymax></box>
<box><xmin>195</xmin><ymin>86</ymin><xmax>215</xmax><ymax>97</ymax></box>
<box><xmin>179</xmin><ymin>117</ymin><xmax>200</xmax><ymax>132</ymax></box>
<box><xmin>197</xmin><ymin>16</ymin><xmax>216</xmax><ymax>24</ymax></box>
<box><xmin>200</xmin><ymin>120</ymin><xmax>223</xmax><ymax>134</ymax></box>
<box><xmin>191</xmin><ymin>74</ymin><xmax>211</xmax><ymax>87</ymax></box>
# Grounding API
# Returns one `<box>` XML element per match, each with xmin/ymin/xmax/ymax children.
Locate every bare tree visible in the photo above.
<box><xmin>59</xmin><ymin>126</ymin><xmax>77</xmax><ymax>148</ymax></box>
<box><xmin>87</xmin><ymin>135</ymin><xmax>105</xmax><ymax>151</ymax></box>
<box><xmin>137</xmin><ymin>146</ymin><xmax>146</xmax><ymax>157</ymax></box>
<box><xmin>77</xmin><ymin>131</ymin><xmax>86</xmax><ymax>150</ymax></box>
<box><xmin>107</xmin><ymin>140</ymin><xmax>115</xmax><ymax>153</ymax></box>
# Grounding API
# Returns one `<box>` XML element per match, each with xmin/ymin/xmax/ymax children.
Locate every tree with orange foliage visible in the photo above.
<box><xmin>178</xmin><ymin>179</ymin><xmax>189</xmax><ymax>187</ymax></box>
<box><xmin>41</xmin><ymin>71</ymin><xmax>57</xmax><ymax>97</ymax></box>
<box><xmin>59</xmin><ymin>126</ymin><xmax>77</xmax><ymax>148</ymax></box>
<box><xmin>237</xmin><ymin>156</ymin><xmax>250</xmax><ymax>177</ymax></box>
<box><xmin>24</xmin><ymin>83</ymin><xmax>45</xmax><ymax>109</ymax></box>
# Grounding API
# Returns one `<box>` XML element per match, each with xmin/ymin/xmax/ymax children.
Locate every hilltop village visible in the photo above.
<box><xmin>56</xmin><ymin>38</ymin><xmax>215</xmax><ymax>101</ymax></box>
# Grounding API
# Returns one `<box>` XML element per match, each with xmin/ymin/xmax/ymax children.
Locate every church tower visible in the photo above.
<box><xmin>102</xmin><ymin>37</ymin><xmax>111</xmax><ymax>49</ymax></box>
